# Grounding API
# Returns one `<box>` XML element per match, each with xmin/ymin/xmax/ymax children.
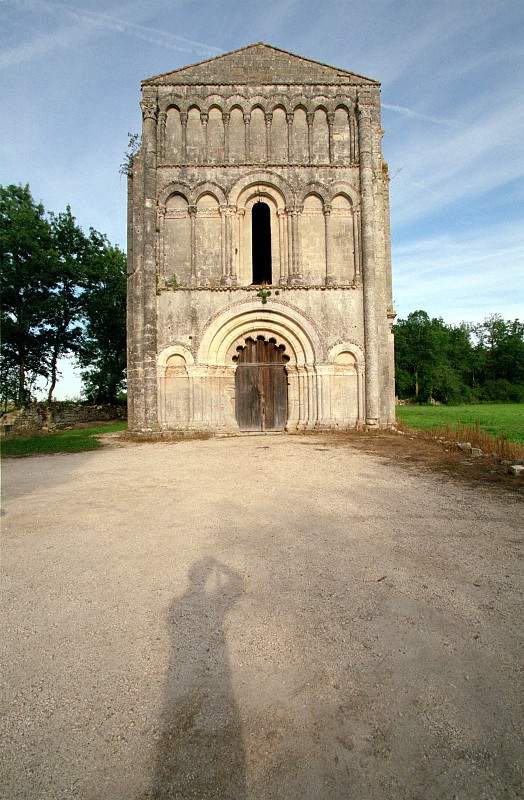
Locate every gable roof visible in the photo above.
<box><xmin>142</xmin><ymin>42</ymin><xmax>379</xmax><ymax>86</ymax></box>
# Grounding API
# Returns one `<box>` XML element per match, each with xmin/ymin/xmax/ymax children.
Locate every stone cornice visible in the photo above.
<box><xmin>157</xmin><ymin>161</ymin><xmax>360</xmax><ymax>169</ymax></box>
<box><xmin>157</xmin><ymin>282</ymin><xmax>362</xmax><ymax>294</ymax></box>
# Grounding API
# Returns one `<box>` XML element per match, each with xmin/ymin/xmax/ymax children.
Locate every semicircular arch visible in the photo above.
<box><xmin>157</xmin><ymin>343</ymin><xmax>195</xmax><ymax>369</ymax></box>
<box><xmin>197</xmin><ymin>301</ymin><xmax>322</xmax><ymax>366</ymax></box>
<box><xmin>229</xmin><ymin>170</ymin><xmax>294</xmax><ymax>208</ymax></box>
<box><xmin>158</xmin><ymin>179</ymin><xmax>192</xmax><ymax>206</ymax></box>
<box><xmin>191</xmin><ymin>180</ymin><xmax>227</xmax><ymax>206</ymax></box>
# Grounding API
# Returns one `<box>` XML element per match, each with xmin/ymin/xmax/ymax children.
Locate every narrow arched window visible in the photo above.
<box><xmin>252</xmin><ymin>202</ymin><xmax>272</xmax><ymax>284</ymax></box>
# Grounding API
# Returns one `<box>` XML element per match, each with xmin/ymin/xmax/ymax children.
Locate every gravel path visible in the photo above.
<box><xmin>2</xmin><ymin>435</ymin><xmax>523</xmax><ymax>799</ymax></box>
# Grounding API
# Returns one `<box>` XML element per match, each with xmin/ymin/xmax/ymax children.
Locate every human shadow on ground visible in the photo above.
<box><xmin>147</xmin><ymin>557</ymin><xmax>246</xmax><ymax>800</ymax></box>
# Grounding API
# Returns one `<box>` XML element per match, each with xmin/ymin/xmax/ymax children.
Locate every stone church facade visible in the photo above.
<box><xmin>127</xmin><ymin>43</ymin><xmax>395</xmax><ymax>434</ymax></box>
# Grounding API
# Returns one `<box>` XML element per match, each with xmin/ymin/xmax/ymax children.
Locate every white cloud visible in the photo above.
<box><xmin>0</xmin><ymin>0</ymin><xmax>222</xmax><ymax>69</ymax></box>
<box><xmin>386</xmin><ymin>86</ymin><xmax>524</xmax><ymax>226</ymax></box>
<box><xmin>393</xmin><ymin>221</ymin><xmax>524</xmax><ymax>322</ymax></box>
<box><xmin>382</xmin><ymin>103</ymin><xmax>466</xmax><ymax>129</ymax></box>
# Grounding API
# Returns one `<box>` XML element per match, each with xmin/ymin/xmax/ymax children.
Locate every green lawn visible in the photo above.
<box><xmin>396</xmin><ymin>404</ymin><xmax>524</xmax><ymax>443</ymax></box>
<box><xmin>1</xmin><ymin>421</ymin><xmax>127</xmax><ymax>457</ymax></box>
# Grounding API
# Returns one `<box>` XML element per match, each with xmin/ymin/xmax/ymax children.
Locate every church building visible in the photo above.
<box><xmin>127</xmin><ymin>43</ymin><xmax>395</xmax><ymax>433</ymax></box>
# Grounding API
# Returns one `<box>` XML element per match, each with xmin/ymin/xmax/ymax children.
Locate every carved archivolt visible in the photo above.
<box><xmin>197</xmin><ymin>300</ymin><xmax>323</xmax><ymax>366</ymax></box>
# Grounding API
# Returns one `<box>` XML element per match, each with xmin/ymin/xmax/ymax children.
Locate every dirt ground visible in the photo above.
<box><xmin>2</xmin><ymin>433</ymin><xmax>523</xmax><ymax>799</ymax></box>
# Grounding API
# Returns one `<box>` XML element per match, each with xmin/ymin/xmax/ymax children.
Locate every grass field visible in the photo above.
<box><xmin>1</xmin><ymin>421</ymin><xmax>127</xmax><ymax>457</ymax></box>
<box><xmin>396</xmin><ymin>403</ymin><xmax>524</xmax><ymax>444</ymax></box>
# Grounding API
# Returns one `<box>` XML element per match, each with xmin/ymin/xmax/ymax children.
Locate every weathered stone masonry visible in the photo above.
<box><xmin>128</xmin><ymin>43</ymin><xmax>395</xmax><ymax>433</ymax></box>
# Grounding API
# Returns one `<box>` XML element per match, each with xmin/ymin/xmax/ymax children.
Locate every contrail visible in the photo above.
<box><xmin>383</xmin><ymin>102</ymin><xmax>466</xmax><ymax>129</ymax></box>
<box><xmin>1</xmin><ymin>0</ymin><xmax>223</xmax><ymax>69</ymax></box>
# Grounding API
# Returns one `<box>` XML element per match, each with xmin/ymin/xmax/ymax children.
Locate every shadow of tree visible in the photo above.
<box><xmin>147</xmin><ymin>558</ymin><xmax>246</xmax><ymax>799</ymax></box>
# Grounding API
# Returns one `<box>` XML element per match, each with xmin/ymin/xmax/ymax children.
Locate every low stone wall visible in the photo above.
<box><xmin>0</xmin><ymin>403</ymin><xmax>126</xmax><ymax>436</ymax></box>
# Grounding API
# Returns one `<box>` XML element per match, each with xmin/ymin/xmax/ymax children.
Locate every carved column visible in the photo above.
<box><xmin>286</xmin><ymin>207</ymin><xmax>293</xmax><ymax>286</ymax></box>
<box><xmin>286</xmin><ymin>112</ymin><xmax>294</xmax><ymax>162</ymax></box>
<box><xmin>219</xmin><ymin>205</ymin><xmax>227</xmax><ymax>283</ymax></box>
<box><xmin>357</xmin><ymin>95</ymin><xmax>380</xmax><ymax>426</ymax></box>
<box><xmin>200</xmin><ymin>111</ymin><xmax>208</xmax><ymax>163</ymax></box>
<box><xmin>188</xmin><ymin>204</ymin><xmax>197</xmax><ymax>286</ymax></box>
<box><xmin>237</xmin><ymin>208</ymin><xmax>245</xmax><ymax>282</ymax></box>
<box><xmin>288</xmin><ymin>207</ymin><xmax>303</xmax><ymax>285</ymax></box>
<box><xmin>327</xmin><ymin>112</ymin><xmax>335</xmax><ymax>164</ymax></box>
<box><xmin>349</xmin><ymin>113</ymin><xmax>357</xmax><ymax>164</ymax></box>
<box><xmin>220</xmin><ymin>206</ymin><xmax>236</xmax><ymax>286</ymax></box>
<box><xmin>157</xmin><ymin>204</ymin><xmax>166</xmax><ymax>285</ymax></box>
<box><xmin>157</xmin><ymin>110</ymin><xmax>166</xmax><ymax>161</ymax></box>
<box><xmin>306</xmin><ymin>112</ymin><xmax>314</xmax><ymax>164</ymax></box>
<box><xmin>265</xmin><ymin>112</ymin><xmax>272</xmax><ymax>163</ymax></box>
<box><xmin>223</xmin><ymin>112</ymin><xmax>230</xmax><ymax>162</ymax></box>
<box><xmin>353</xmin><ymin>205</ymin><xmax>362</xmax><ymax>280</ymax></box>
<box><xmin>244</xmin><ymin>113</ymin><xmax>251</xmax><ymax>162</ymax></box>
<box><xmin>324</xmin><ymin>203</ymin><xmax>335</xmax><ymax>285</ymax></box>
<box><xmin>277</xmin><ymin>208</ymin><xmax>287</xmax><ymax>285</ymax></box>
<box><xmin>139</xmin><ymin>90</ymin><xmax>159</xmax><ymax>430</ymax></box>
<box><xmin>180</xmin><ymin>112</ymin><xmax>188</xmax><ymax>162</ymax></box>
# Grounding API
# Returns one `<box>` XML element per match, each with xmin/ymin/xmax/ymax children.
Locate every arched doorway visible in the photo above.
<box><xmin>234</xmin><ymin>336</ymin><xmax>289</xmax><ymax>431</ymax></box>
<box><xmin>251</xmin><ymin>202</ymin><xmax>272</xmax><ymax>284</ymax></box>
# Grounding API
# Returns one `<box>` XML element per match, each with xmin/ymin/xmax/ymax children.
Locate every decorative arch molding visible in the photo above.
<box><xmin>192</xmin><ymin>181</ymin><xmax>227</xmax><ymax>206</ymax></box>
<box><xmin>290</xmin><ymin>95</ymin><xmax>313</xmax><ymax>112</ymax></box>
<box><xmin>158</xmin><ymin>180</ymin><xmax>192</xmax><ymax>206</ymax></box>
<box><xmin>327</xmin><ymin>340</ymin><xmax>365</xmax><ymax>367</ymax></box>
<box><xmin>333</xmin><ymin>95</ymin><xmax>355</xmax><ymax>112</ymax></box>
<box><xmin>223</xmin><ymin>95</ymin><xmax>250</xmax><ymax>113</ymax></box>
<box><xmin>268</xmin><ymin>96</ymin><xmax>290</xmax><ymax>113</ymax></box>
<box><xmin>229</xmin><ymin>170</ymin><xmax>294</xmax><ymax>207</ymax></box>
<box><xmin>157</xmin><ymin>343</ymin><xmax>195</xmax><ymax>369</ymax></box>
<box><xmin>327</xmin><ymin>181</ymin><xmax>360</xmax><ymax>207</ymax></box>
<box><xmin>298</xmin><ymin>182</ymin><xmax>331</xmax><ymax>206</ymax></box>
<box><xmin>197</xmin><ymin>300</ymin><xmax>323</xmax><ymax>366</ymax></box>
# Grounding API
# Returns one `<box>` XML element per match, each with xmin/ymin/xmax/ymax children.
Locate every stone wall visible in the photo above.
<box><xmin>0</xmin><ymin>403</ymin><xmax>126</xmax><ymax>437</ymax></box>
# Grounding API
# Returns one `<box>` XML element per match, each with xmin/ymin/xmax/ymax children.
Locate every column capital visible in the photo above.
<box><xmin>323</xmin><ymin>203</ymin><xmax>332</xmax><ymax>216</ymax></box>
<box><xmin>327</xmin><ymin>112</ymin><xmax>335</xmax><ymax>126</ymax></box>
<box><xmin>188</xmin><ymin>205</ymin><xmax>197</xmax><ymax>217</ymax></box>
<box><xmin>276</xmin><ymin>208</ymin><xmax>287</xmax><ymax>218</ymax></box>
<box><xmin>140</xmin><ymin>99</ymin><xmax>158</xmax><ymax>121</ymax></box>
<box><xmin>179</xmin><ymin>111</ymin><xmax>188</xmax><ymax>125</ymax></box>
<box><xmin>286</xmin><ymin>112</ymin><xmax>294</xmax><ymax>125</ymax></box>
<box><xmin>265</xmin><ymin>112</ymin><xmax>273</xmax><ymax>127</ymax></box>
<box><xmin>243</xmin><ymin>112</ymin><xmax>251</xmax><ymax>124</ymax></box>
<box><xmin>222</xmin><ymin>112</ymin><xmax>230</xmax><ymax>124</ymax></box>
<box><xmin>200</xmin><ymin>111</ymin><xmax>208</xmax><ymax>125</ymax></box>
<box><xmin>306</xmin><ymin>111</ymin><xmax>315</xmax><ymax>126</ymax></box>
<box><xmin>356</xmin><ymin>92</ymin><xmax>373</xmax><ymax>117</ymax></box>
<box><xmin>157</xmin><ymin>110</ymin><xmax>167</xmax><ymax>123</ymax></box>
<box><xmin>219</xmin><ymin>204</ymin><xmax>237</xmax><ymax>216</ymax></box>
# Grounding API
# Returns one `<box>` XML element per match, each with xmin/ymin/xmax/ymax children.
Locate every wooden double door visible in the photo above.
<box><xmin>234</xmin><ymin>337</ymin><xmax>289</xmax><ymax>431</ymax></box>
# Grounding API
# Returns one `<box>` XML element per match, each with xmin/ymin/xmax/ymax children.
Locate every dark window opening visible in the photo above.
<box><xmin>252</xmin><ymin>202</ymin><xmax>272</xmax><ymax>284</ymax></box>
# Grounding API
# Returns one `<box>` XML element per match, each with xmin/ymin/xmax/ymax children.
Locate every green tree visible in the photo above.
<box><xmin>394</xmin><ymin>311</ymin><xmax>475</xmax><ymax>403</ymax></box>
<box><xmin>43</xmin><ymin>207</ymin><xmax>89</xmax><ymax>403</ymax></box>
<box><xmin>77</xmin><ymin>231</ymin><xmax>127</xmax><ymax>403</ymax></box>
<box><xmin>394</xmin><ymin>311</ymin><xmax>441</xmax><ymax>401</ymax></box>
<box><xmin>0</xmin><ymin>184</ymin><xmax>54</xmax><ymax>404</ymax></box>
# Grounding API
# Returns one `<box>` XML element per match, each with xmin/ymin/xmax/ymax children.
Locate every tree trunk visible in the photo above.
<box><xmin>414</xmin><ymin>369</ymin><xmax>419</xmax><ymax>398</ymax></box>
<box><xmin>19</xmin><ymin>353</ymin><xmax>26</xmax><ymax>406</ymax></box>
<box><xmin>47</xmin><ymin>345</ymin><xmax>58</xmax><ymax>405</ymax></box>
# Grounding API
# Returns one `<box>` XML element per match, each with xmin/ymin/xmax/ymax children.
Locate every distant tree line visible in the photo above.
<box><xmin>394</xmin><ymin>310</ymin><xmax>524</xmax><ymax>403</ymax></box>
<box><xmin>0</xmin><ymin>184</ymin><xmax>126</xmax><ymax>407</ymax></box>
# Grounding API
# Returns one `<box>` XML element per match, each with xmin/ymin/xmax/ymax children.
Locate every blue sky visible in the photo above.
<box><xmin>1</xmin><ymin>0</ymin><xmax>523</xmax><ymax>398</ymax></box>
